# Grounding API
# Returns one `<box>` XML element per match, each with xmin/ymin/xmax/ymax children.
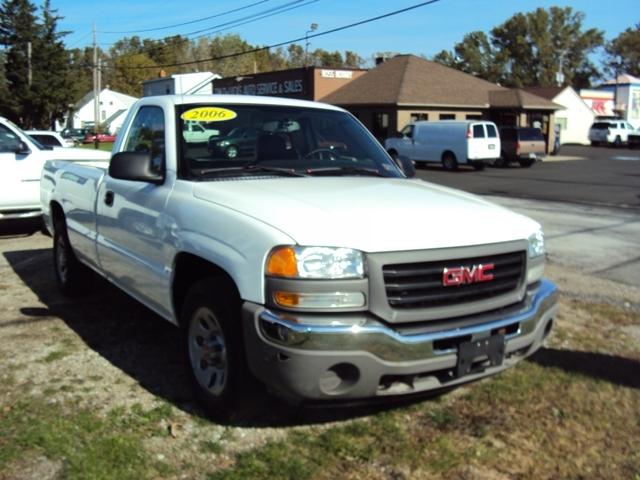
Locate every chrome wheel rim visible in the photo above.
<box><xmin>227</xmin><ymin>146</ymin><xmax>238</xmax><ymax>159</ymax></box>
<box><xmin>188</xmin><ymin>306</ymin><xmax>228</xmax><ymax>397</ymax></box>
<box><xmin>55</xmin><ymin>234</ymin><xmax>69</xmax><ymax>283</ymax></box>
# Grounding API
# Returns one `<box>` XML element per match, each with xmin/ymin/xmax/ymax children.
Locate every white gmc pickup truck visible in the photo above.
<box><xmin>41</xmin><ymin>95</ymin><xmax>557</xmax><ymax>416</ymax></box>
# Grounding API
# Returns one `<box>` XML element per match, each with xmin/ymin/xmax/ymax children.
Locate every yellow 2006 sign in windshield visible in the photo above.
<box><xmin>181</xmin><ymin>107</ymin><xmax>237</xmax><ymax>122</ymax></box>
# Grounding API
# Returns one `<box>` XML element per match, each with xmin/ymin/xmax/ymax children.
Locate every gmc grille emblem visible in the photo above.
<box><xmin>442</xmin><ymin>263</ymin><xmax>495</xmax><ymax>287</ymax></box>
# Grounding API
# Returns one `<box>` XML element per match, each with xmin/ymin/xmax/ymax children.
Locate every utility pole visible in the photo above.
<box><xmin>93</xmin><ymin>22</ymin><xmax>99</xmax><ymax>133</ymax></box>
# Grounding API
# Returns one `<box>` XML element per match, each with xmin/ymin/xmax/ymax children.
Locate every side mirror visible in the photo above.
<box><xmin>396</xmin><ymin>155</ymin><xmax>416</xmax><ymax>178</ymax></box>
<box><xmin>15</xmin><ymin>141</ymin><xmax>31</xmax><ymax>155</ymax></box>
<box><xmin>109</xmin><ymin>151</ymin><xmax>164</xmax><ymax>184</ymax></box>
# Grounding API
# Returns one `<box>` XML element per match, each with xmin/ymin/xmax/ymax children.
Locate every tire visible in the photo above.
<box><xmin>52</xmin><ymin>217</ymin><xmax>92</xmax><ymax>296</ymax></box>
<box><xmin>494</xmin><ymin>152</ymin><xmax>508</xmax><ymax>168</ymax></box>
<box><xmin>441</xmin><ymin>152</ymin><xmax>458</xmax><ymax>171</ymax></box>
<box><xmin>590</xmin><ymin>141</ymin><xmax>599</xmax><ymax>147</ymax></box>
<box><xmin>182</xmin><ymin>277</ymin><xmax>247</xmax><ymax>420</ymax></box>
<box><xmin>518</xmin><ymin>158</ymin><xmax>535</xmax><ymax>168</ymax></box>
<box><xmin>613</xmin><ymin>136</ymin><xmax>622</xmax><ymax>148</ymax></box>
<box><xmin>471</xmin><ymin>161</ymin><xmax>485</xmax><ymax>171</ymax></box>
<box><xmin>226</xmin><ymin>145</ymin><xmax>239</xmax><ymax>159</ymax></box>
<box><xmin>387</xmin><ymin>149</ymin><xmax>398</xmax><ymax>161</ymax></box>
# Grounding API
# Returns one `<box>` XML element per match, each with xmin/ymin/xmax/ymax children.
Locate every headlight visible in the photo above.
<box><xmin>528</xmin><ymin>230</ymin><xmax>545</xmax><ymax>258</ymax></box>
<box><xmin>266</xmin><ymin>246</ymin><xmax>365</xmax><ymax>279</ymax></box>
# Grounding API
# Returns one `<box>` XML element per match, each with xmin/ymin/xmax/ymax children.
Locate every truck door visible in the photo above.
<box><xmin>393</xmin><ymin>125</ymin><xmax>415</xmax><ymax>158</ymax></box>
<box><xmin>95</xmin><ymin>105</ymin><xmax>174</xmax><ymax>318</ymax></box>
<box><xmin>0</xmin><ymin>124</ymin><xmax>42</xmax><ymax>213</ymax></box>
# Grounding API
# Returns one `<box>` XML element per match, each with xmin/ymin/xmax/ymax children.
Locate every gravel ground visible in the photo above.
<box><xmin>1</xmin><ymin>226</ymin><xmax>638</xmax><ymax>478</ymax></box>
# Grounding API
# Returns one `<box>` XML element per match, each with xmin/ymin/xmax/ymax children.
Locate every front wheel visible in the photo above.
<box><xmin>613</xmin><ymin>136</ymin><xmax>622</xmax><ymax>148</ymax></box>
<box><xmin>441</xmin><ymin>152</ymin><xmax>458</xmax><ymax>171</ymax></box>
<box><xmin>182</xmin><ymin>278</ymin><xmax>246</xmax><ymax>419</ymax></box>
<box><xmin>53</xmin><ymin>218</ymin><xmax>92</xmax><ymax>296</ymax></box>
<box><xmin>226</xmin><ymin>145</ymin><xmax>239</xmax><ymax>159</ymax></box>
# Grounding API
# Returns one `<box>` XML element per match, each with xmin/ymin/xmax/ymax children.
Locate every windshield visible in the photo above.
<box><xmin>177</xmin><ymin>104</ymin><xmax>402</xmax><ymax>179</ymax></box>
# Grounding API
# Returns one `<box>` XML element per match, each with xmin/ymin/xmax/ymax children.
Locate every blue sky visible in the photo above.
<box><xmin>54</xmin><ymin>0</ymin><xmax>635</xmax><ymax>66</ymax></box>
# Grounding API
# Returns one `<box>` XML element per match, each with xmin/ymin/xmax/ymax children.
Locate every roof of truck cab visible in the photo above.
<box><xmin>137</xmin><ymin>94</ymin><xmax>345</xmax><ymax>112</ymax></box>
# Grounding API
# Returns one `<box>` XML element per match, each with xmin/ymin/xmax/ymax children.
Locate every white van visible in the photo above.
<box><xmin>385</xmin><ymin>120</ymin><xmax>501</xmax><ymax>171</ymax></box>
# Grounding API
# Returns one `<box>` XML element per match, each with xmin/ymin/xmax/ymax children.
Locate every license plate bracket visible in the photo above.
<box><xmin>456</xmin><ymin>334</ymin><xmax>505</xmax><ymax>378</ymax></box>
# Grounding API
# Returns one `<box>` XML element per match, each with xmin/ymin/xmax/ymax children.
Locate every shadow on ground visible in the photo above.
<box><xmin>3</xmin><ymin>247</ymin><xmax>431</xmax><ymax>427</ymax></box>
<box><xmin>530</xmin><ymin>347</ymin><xmax>640</xmax><ymax>389</ymax></box>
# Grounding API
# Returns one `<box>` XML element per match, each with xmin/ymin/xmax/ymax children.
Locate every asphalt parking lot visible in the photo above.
<box><xmin>416</xmin><ymin>144</ymin><xmax>640</xmax><ymax>209</ymax></box>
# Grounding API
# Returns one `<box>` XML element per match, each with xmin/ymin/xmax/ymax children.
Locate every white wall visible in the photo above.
<box><xmin>554</xmin><ymin>87</ymin><xmax>595</xmax><ymax>145</ymax></box>
<box><xmin>73</xmin><ymin>89</ymin><xmax>137</xmax><ymax>133</ymax></box>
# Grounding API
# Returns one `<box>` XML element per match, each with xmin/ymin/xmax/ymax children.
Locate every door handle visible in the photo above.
<box><xmin>104</xmin><ymin>190</ymin><xmax>114</xmax><ymax>207</ymax></box>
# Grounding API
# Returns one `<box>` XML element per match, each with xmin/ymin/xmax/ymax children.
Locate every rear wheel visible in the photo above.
<box><xmin>182</xmin><ymin>278</ymin><xmax>247</xmax><ymax>419</ymax></box>
<box><xmin>441</xmin><ymin>152</ymin><xmax>458</xmax><ymax>171</ymax></box>
<box><xmin>590</xmin><ymin>141</ymin><xmax>599</xmax><ymax>147</ymax></box>
<box><xmin>52</xmin><ymin>217</ymin><xmax>92</xmax><ymax>296</ymax></box>
<box><xmin>613</xmin><ymin>136</ymin><xmax>622</xmax><ymax>148</ymax></box>
<box><xmin>518</xmin><ymin>158</ymin><xmax>535</xmax><ymax>168</ymax></box>
<box><xmin>471</xmin><ymin>161</ymin><xmax>485</xmax><ymax>171</ymax></box>
<box><xmin>494</xmin><ymin>152</ymin><xmax>508</xmax><ymax>168</ymax></box>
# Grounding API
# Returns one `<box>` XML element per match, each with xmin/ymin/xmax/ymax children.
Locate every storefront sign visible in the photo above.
<box><xmin>320</xmin><ymin>69</ymin><xmax>353</xmax><ymax>79</ymax></box>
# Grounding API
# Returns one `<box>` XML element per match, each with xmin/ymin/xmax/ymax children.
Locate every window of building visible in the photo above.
<box><xmin>410</xmin><ymin>113</ymin><xmax>429</xmax><ymax>122</ymax></box>
<box><xmin>556</xmin><ymin>118</ymin><xmax>567</xmax><ymax>131</ymax></box>
<box><xmin>439</xmin><ymin>114</ymin><xmax>455</xmax><ymax>120</ymax></box>
<box><xmin>372</xmin><ymin>112</ymin><xmax>389</xmax><ymax>140</ymax></box>
<box><xmin>466</xmin><ymin>114</ymin><xmax>482</xmax><ymax>120</ymax></box>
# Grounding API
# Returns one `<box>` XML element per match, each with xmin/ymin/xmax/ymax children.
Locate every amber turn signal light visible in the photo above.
<box><xmin>266</xmin><ymin>246</ymin><xmax>298</xmax><ymax>277</ymax></box>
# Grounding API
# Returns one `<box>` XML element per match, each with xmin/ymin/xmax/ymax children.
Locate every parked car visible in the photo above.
<box><xmin>0</xmin><ymin>117</ymin><xmax>109</xmax><ymax>222</ymax></box>
<box><xmin>61</xmin><ymin>127</ymin><xmax>88</xmax><ymax>145</ymax></box>
<box><xmin>207</xmin><ymin>126</ymin><xmax>261</xmax><ymax>159</ymax></box>
<box><xmin>41</xmin><ymin>95</ymin><xmax>557</xmax><ymax>417</ymax></box>
<box><xmin>588</xmin><ymin>120</ymin><xmax>636</xmax><ymax>147</ymax></box>
<box><xmin>83</xmin><ymin>132</ymin><xmax>117</xmax><ymax>143</ymax></box>
<box><xmin>385</xmin><ymin>120</ymin><xmax>500</xmax><ymax>171</ymax></box>
<box><xmin>26</xmin><ymin>130</ymin><xmax>74</xmax><ymax>148</ymax></box>
<box><xmin>182</xmin><ymin>121</ymin><xmax>220</xmax><ymax>143</ymax></box>
<box><xmin>497</xmin><ymin>127</ymin><xmax>546</xmax><ymax>168</ymax></box>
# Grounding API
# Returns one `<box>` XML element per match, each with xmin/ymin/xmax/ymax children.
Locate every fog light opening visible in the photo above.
<box><xmin>318</xmin><ymin>363</ymin><xmax>360</xmax><ymax>395</ymax></box>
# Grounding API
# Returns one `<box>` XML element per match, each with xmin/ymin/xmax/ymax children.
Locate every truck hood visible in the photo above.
<box><xmin>192</xmin><ymin>178</ymin><xmax>539</xmax><ymax>252</ymax></box>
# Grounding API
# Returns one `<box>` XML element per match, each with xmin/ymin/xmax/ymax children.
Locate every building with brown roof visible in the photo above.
<box><xmin>322</xmin><ymin>55</ymin><xmax>559</xmax><ymax>151</ymax></box>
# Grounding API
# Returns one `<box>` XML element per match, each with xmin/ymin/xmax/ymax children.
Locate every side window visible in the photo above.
<box><xmin>472</xmin><ymin>124</ymin><xmax>485</xmax><ymax>138</ymax></box>
<box><xmin>0</xmin><ymin>124</ymin><xmax>23</xmax><ymax>153</ymax></box>
<box><xmin>123</xmin><ymin>106</ymin><xmax>165</xmax><ymax>172</ymax></box>
<box><xmin>401</xmin><ymin>125</ymin><xmax>414</xmax><ymax>139</ymax></box>
<box><xmin>486</xmin><ymin>124</ymin><xmax>497</xmax><ymax>138</ymax></box>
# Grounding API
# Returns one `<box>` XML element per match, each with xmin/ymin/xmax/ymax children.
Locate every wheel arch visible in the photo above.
<box><xmin>441</xmin><ymin>150</ymin><xmax>457</xmax><ymax>161</ymax></box>
<box><xmin>172</xmin><ymin>252</ymin><xmax>241</xmax><ymax>327</ymax></box>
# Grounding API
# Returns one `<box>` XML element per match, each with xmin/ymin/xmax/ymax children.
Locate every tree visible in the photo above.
<box><xmin>0</xmin><ymin>0</ymin><xmax>39</xmax><ymax>126</ymax></box>
<box><xmin>434</xmin><ymin>7</ymin><xmax>604</xmax><ymax>88</ymax></box>
<box><xmin>605</xmin><ymin>23</ymin><xmax>640</xmax><ymax>78</ymax></box>
<box><xmin>0</xmin><ymin>0</ymin><xmax>76</xmax><ymax>128</ymax></box>
<box><xmin>433</xmin><ymin>31</ymin><xmax>504</xmax><ymax>83</ymax></box>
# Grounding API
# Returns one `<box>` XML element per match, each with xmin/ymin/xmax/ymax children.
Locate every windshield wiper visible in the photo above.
<box><xmin>194</xmin><ymin>164</ymin><xmax>307</xmax><ymax>178</ymax></box>
<box><xmin>305</xmin><ymin>166</ymin><xmax>385</xmax><ymax>177</ymax></box>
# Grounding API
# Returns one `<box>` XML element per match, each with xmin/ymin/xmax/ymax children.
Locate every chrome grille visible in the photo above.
<box><xmin>383</xmin><ymin>251</ymin><xmax>525</xmax><ymax>309</ymax></box>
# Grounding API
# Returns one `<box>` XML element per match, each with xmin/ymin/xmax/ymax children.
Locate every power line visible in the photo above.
<box><xmin>98</xmin><ymin>0</ymin><xmax>272</xmax><ymax>34</ymax></box>
<box><xmin>187</xmin><ymin>0</ymin><xmax>318</xmax><ymax>40</ymax></box>
<box><xmin>100</xmin><ymin>0</ymin><xmax>443</xmax><ymax>70</ymax></box>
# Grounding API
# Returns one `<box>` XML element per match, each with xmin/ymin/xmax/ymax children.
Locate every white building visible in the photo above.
<box><xmin>595</xmin><ymin>74</ymin><xmax>640</xmax><ymax>129</ymax></box>
<box><xmin>142</xmin><ymin>72</ymin><xmax>220</xmax><ymax>97</ymax></box>
<box><xmin>71</xmin><ymin>88</ymin><xmax>138</xmax><ymax>134</ymax></box>
<box><xmin>525</xmin><ymin>86</ymin><xmax>594</xmax><ymax>145</ymax></box>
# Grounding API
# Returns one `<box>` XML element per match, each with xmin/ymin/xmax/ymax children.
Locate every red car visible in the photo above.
<box><xmin>83</xmin><ymin>132</ymin><xmax>117</xmax><ymax>143</ymax></box>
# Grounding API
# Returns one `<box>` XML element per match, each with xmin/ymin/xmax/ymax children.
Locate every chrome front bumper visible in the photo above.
<box><xmin>242</xmin><ymin>279</ymin><xmax>558</xmax><ymax>401</ymax></box>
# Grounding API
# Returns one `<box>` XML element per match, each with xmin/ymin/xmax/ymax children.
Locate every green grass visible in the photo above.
<box><xmin>0</xmin><ymin>399</ymin><xmax>177</xmax><ymax>480</ymax></box>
